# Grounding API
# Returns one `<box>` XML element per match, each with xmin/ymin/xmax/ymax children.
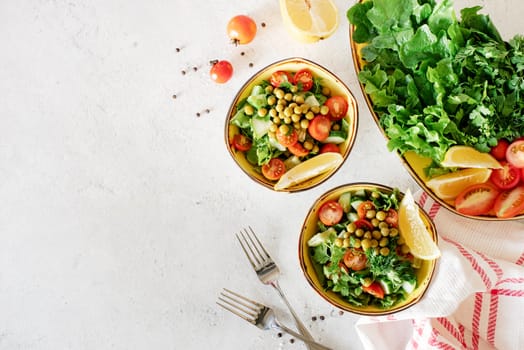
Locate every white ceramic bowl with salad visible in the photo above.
<box><xmin>348</xmin><ymin>0</ymin><xmax>524</xmax><ymax>220</ymax></box>
<box><xmin>299</xmin><ymin>183</ymin><xmax>438</xmax><ymax>315</ymax></box>
<box><xmin>225</xmin><ymin>57</ymin><xmax>358</xmax><ymax>192</ymax></box>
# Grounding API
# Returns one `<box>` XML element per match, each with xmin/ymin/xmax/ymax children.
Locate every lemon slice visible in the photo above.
<box><xmin>274</xmin><ymin>152</ymin><xmax>343</xmax><ymax>191</ymax></box>
<box><xmin>441</xmin><ymin>146</ymin><xmax>502</xmax><ymax>169</ymax></box>
<box><xmin>279</xmin><ymin>0</ymin><xmax>339</xmax><ymax>43</ymax></box>
<box><xmin>426</xmin><ymin>168</ymin><xmax>492</xmax><ymax>200</ymax></box>
<box><xmin>398</xmin><ymin>189</ymin><xmax>441</xmax><ymax>260</ymax></box>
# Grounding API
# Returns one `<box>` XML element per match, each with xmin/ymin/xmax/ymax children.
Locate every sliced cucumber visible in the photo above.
<box><xmin>338</xmin><ymin>192</ymin><xmax>352</xmax><ymax>213</ymax></box>
<box><xmin>251</xmin><ymin>117</ymin><xmax>271</xmax><ymax>139</ymax></box>
<box><xmin>322</xmin><ymin>130</ymin><xmax>347</xmax><ymax>144</ymax></box>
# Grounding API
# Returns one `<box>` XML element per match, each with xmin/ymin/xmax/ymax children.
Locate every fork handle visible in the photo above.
<box><xmin>273</xmin><ymin>321</ymin><xmax>333</xmax><ymax>350</ymax></box>
<box><xmin>270</xmin><ymin>281</ymin><xmax>325</xmax><ymax>350</ymax></box>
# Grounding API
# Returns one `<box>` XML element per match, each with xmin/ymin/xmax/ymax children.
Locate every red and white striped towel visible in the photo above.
<box><xmin>355</xmin><ymin>190</ymin><xmax>524</xmax><ymax>350</ymax></box>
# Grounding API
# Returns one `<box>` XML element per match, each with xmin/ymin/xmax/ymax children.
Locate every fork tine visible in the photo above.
<box><xmin>217</xmin><ymin>288</ymin><xmax>262</xmax><ymax>324</ymax></box>
<box><xmin>236</xmin><ymin>231</ymin><xmax>259</xmax><ymax>269</ymax></box>
<box><xmin>247</xmin><ymin>226</ymin><xmax>271</xmax><ymax>260</ymax></box>
<box><xmin>237</xmin><ymin>227</ymin><xmax>267</xmax><ymax>267</ymax></box>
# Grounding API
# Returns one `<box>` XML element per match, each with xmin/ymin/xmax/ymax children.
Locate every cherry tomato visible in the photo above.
<box><xmin>357</xmin><ymin>201</ymin><xmax>375</xmax><ymax>219</ymax></box>
<box><xmin>276</xmin><ymin>129</ymin><xmax>298</xmax><ymax>147</ymax></box>
<box><xmin>343</xmin><ymin>249</ymin><xmax>367</xmax><ymax>271</ymax></box>
<box><xmin>455</xmin><ymin>183</ymin><xmax>500</xmax><ymax>216</ymax></box>
<box><xmin>506</xmin><ymin>140</ymin><xmax>524</xmax><ymax>168</ymax></box>
<box><xmin>325</xmin><ymin>96</ymin><xmax>349</xmax><ymax>121</ymax></box>
<box><xmin>353</xmin><ymin>218</ymin><xmax>374</xmax><ymax>231</ymax></box>
<box><xmin>318</xmin><ymin>200</ymin><xmax>344</xmax><ymax>226</ymax></box>
<box><xmin>210</xmin><ymin>60</ymin><xmax>233</xmax><ymax>84</ymax></box>
<box><xmin>320</xmin><ymin>143</ymin><xmax>340</xmax><ymax>154</ymax></box>
<box><xmin>490</xmin><ymin>161</ymin><xmax>521</xmax><ymax>190</ymax></box>
<box><xmin>261</xmin><ymin>158</ymin><xmax>286</xmax><ymax>181</ymax></box>
<box><xmin>308</xmin><ymin>115</ymin><xmax>331</xmax><ymax>141</ymax></box>
<box><xmin>269</xmin><ymin>70</ymin><xmax>292</xmax><ymax>88</ymax></box>
<box><xmin>227</xmin><ymin>15</ymin><xmax>257</xmax><ymax>45</ymax></box>
<box><xmin>292</xmin><ymin>69</ymin><xmax>314</xmax><ymax>91</ymax></box>
<box><xmin>493</xmin><ymin>186</ymin><xmax>524</xmax><ymax>218</ymax></box>
<box><xmin>232</xmin><ymin>134</ymin><xmax>252</xmax><ymax>151</ymax></box>
<box><xmin>490</xmin><ymin>139</ymin><xmax>509</xmax><ymax>161</ymax></box>
<box><xmin>362</xmin><ymin>281</ymin><xmax>385</xmax><ymax>299</ymax></box>
<box><xmin>385</xmin><ymin>208</ymin><xmax>399</xmax><ymax>227</ymax></box>
<box><xmin>288</xmin><ymin>142</ymin><xmax>309</xmax><ymax>157</ymax></box>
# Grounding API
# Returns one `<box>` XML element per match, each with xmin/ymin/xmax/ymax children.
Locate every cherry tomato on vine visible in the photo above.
<box><xmin>210</xmin><ymin>60</ymin><xmax>233</xmax><ymax>84</ymax></box>
<box><xmin>227</xmin><ymin>15</ymin><xmax>257</xmax><ymax>45</ymax></box>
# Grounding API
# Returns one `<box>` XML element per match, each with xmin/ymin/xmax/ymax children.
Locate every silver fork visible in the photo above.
<box><xmin>237</xmin><ymin>227</ymin><xmax>321</xmax><ymax>350</ymax></box>
<box><xmin>217</xmin><ymin>288</ymin><xmax>333</xmax><ymax>350</ymax></box>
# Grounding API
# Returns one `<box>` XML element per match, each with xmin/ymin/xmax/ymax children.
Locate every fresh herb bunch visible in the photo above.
<box><xmin>348</xmin><ymin>0</ymin><xmax>524</xmax><ymax>173</ymax></box>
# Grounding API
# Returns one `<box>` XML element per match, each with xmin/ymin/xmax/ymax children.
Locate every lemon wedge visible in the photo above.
<box><xmin>398</xmin><ymin>189</ymin><xmax>441</xmax><ymax>260</ymax></box>
<box><xmin>274</xmin><ymin>152</ymin><xmax>343</xmax><ymax>191</ymax></box>
<box><xmin>441</xmin><ymin>146</ymin><xmax>502</xmax><ymax>169</ymax></box>
<box><xmin>426</xmin><ymin>168</ymin><xmax>492</xmax><ymax>200</ymax></box>
<box><xmin>279</xmin><ymin>0</ymin><xmax>339</xmax><ymax>43</ymax></box>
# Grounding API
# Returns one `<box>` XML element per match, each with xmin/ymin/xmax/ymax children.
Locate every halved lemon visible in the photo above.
<box><xmin>279</xmin><ymin>0</ymin><xmax>339</xmax><ymax>43</ymax></box>
<box><xmin>274</xmin><ymin>152</ymin><xmax>343</xmax><ymax>191</ymax></box>
<box><xmin>398</xmin><ymin>189</ymin><xmax>441</xmax><ymax>260</ymax></box>
<box><xmin>441</xmin><ymin>146</ymin><xmax>502</xmax><ymax>169</ymax></box>
<box><xmin>426</xmin><ymin>168</ymin><xmax>493</xmax><ymax>200</ymax></box>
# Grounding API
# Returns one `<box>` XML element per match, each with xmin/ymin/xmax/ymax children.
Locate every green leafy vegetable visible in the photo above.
<box><xmin>348</xmin><ymin>0</ymin><xmax>524</xmax><ymax>171</ymax></box>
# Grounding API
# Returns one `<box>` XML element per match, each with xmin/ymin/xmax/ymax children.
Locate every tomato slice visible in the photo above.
<box><xmin>455</xmin><ymin>183</ymin><xmax>500</xmax><ymax>216</ymax></box>
<box><xmin>493</xmin><ymin>186</ymin><xmax>524</xmax><ymax>218</ymax></box>
<box><xmin>261</xmin><ymin>158</ymin><xmax>286</xmax><ymax>181</ymax></box>
<box><xmin>288</xmin><ymin>141</ymin><xmax>309</xmax><ymax>157</ymax></box>
<box><xmin>362</xmin><ymin>281</ymin><xmax>385</xmax><ymax>299</ymax></box>
<box><xmin>385</xmin><ymin>208</ymin><xmax>399</xmax><ymax>227</ymax></box>
<box><xmin>276</xmin><ymin>129</ymin><xmax>298</xmax><ymax>147</ymax></box>
<box><xmin>318</xmin><ymin>200</ymin><xmax>344</xmax><ymax>226</ymax></box>
<box><xmin>506</xmin><ymin>140</ymin><xmax>524</xmax><ymax>168</ymax></box>
<box><xmin>269</xmin><ymin>70</ymin><xmax>292</xmax><ymax>88</ymax></box>
<box><xmin>490</xmin><ymin>161</ymin><xmax>521</xmax><ymax>190</ymax></box>
<box><xmin>292</xmin><ymin>69</ymin><xmax>313</xmax><ymax>91</ymax></box>
<box><xmin>343</xmin><ymin>249</ymin><xmax>367</xmax><ymax>271</ymax></box>
<box><xmin>232</xmin><ymin>134</ymin><xmax>252</xmax><ymax>151</ymax></box>
<box><xmin>357</xmin><ymin>201</ymin><xmax>375</xmax><ymax>219</ymax></box>
<box><xmin>353</xmin><ymin>218</ymin><xmax>374</xmax><ymax>231</ymax></box>
<box><xmin>325</xmin><ymin>96</ymin><xmax>349</xmax><ymax>121</ymax></box>
<box><xmin>308</xmin><ymin>115</ymin><xmax>331</xmax><ymax>142</ymax></box>
<box><xmin>490</xmin><ymin>139</ymin><xmax>509</xmax><ymax>161</ymax></box>
<box><xmin>320</xmin><ymin>143</ymin><xmax>340</xmax><ymax>154</ymax></box>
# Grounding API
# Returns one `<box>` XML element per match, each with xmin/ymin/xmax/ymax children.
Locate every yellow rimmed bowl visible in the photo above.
<box><xmin>299</xmin><ymin>183</ymin><xmax>439</xmax><ymax>315</ymax></box>
<box><xmin>225</xmin><ymin>57</ymin><xmax>358</xmax><ymax>192</ymax></box>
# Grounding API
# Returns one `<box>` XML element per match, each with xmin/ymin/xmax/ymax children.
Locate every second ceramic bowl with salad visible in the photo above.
<box><xmin>225</xmin><ymin>57</ymin><xmax>358</xmax><ymax>192</ymax></box>
<box><xmin>299</xmin><ymin>183</ymin><xmax>439</xmax><ymax>315</ymax></box>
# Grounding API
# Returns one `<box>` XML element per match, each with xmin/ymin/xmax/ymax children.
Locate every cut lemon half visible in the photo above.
<box><xmin>441</xmin><ymin>146</ymin><xmax>502</xmax><ymax>169</ymax></box>
<box><xmin>426</xmin><ymin>168</ymin><xmax>493</xmax><ymax>200</ymax></box>
<box><xmin>279</xmin><ymin>0</ymin><xmax>339</xmax><ymax>43</ymax></box>
<box><xmin>398</xmin><ymin>189</ymin><xmax>441</xmax><ymax>260</ymax></box>
<box><xmin>274</xmin><ymin>152</ymin><xmax>343</xmax><ymax>191</ymax></box>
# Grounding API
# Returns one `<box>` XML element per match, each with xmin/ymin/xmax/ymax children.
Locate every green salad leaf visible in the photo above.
<box><xmin>348</xmin><ymin>0</ymin><xmax>524</xmax><ymax>169</ymax></box>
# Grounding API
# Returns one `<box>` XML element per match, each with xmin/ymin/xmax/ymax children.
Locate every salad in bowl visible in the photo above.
<box><xmin>225</xmin><ymin>57</ymin><xmax>358</xmax><ymax>192</ymax></box>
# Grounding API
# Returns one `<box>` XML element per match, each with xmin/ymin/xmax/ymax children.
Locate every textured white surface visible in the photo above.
<box><xmin>0</xmin><ymin>1</ymin><xmax>521</xmax><ymax>349</ymax></box>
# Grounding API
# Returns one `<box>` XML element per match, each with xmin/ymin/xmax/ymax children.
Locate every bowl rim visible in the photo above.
<box><xmin>348</xmin><ymin>14</ymin><xmax>523</xmax><ymax>221</ymax></box>
<box><xmin>224</xmin><ymin>56</ymin><xmax>359</xmax><ymax>193</ymax></box>
<box><xmin>298</xmin><ymin>182</ymin><xmax>439</xmax><ymax>315</ymax></box>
